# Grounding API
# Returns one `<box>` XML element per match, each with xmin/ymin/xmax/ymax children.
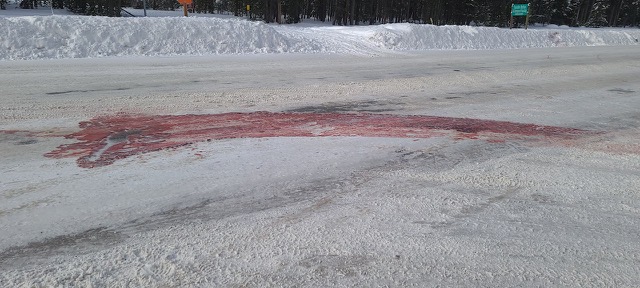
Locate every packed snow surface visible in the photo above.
<box><xmin>2</xmin><ymin>6</ymin><xmax>640</xmax><ymax>288</ymax></box>
<box><xmin>1</xmin><ymin>10</ymin><xmax>639</xmax><ymax>60</ymax></box>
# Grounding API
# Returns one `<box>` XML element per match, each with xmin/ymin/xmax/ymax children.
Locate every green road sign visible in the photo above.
<box><xmin>511</xmin><ymin>4</ymin><xmax>529</xmax><ymax>16</ymax></box>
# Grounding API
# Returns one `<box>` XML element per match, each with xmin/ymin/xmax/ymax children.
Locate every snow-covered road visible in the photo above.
<box><xmin>2</xmin><ymin>46</ymin><xmax>640</xmax><ymax>286</ymax></box>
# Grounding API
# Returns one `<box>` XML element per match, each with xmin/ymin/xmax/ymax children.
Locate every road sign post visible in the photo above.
<box><xmin>510</xmin><ymin>3</ymin><xmax>530</xmax><ymax>29</ymax></box>
<box><xmin>177</xmin><ymin>0</ymin><xmax>192</xmax><ymax>16</ymax></box>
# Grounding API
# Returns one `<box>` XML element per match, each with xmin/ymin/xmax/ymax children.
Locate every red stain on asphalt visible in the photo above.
<box><xmin>38</xmin><ymin>112</ymin><xmax>594</xmax><ymax>168</ymax></box>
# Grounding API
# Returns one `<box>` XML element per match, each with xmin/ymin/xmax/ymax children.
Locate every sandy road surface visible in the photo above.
<box><xmin>1</xmin><ymin>46</ymin><xmax>640</xmax><ymax>286</ymax></box>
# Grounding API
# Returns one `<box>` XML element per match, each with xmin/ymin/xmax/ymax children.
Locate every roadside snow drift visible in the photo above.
<box><xmin>1</xmin><ymin>15</ymin><xmax>640</xmax><ymax>60</ymax></box>
<box><xmin>370</xmin><ymin>24</ymin><xmax>640</xmax><ymax>50</ymax></box>
<box><xmin>0</xmin><ymin>16</ymin><xmax>319</xmax><ymax>60</ymax></box>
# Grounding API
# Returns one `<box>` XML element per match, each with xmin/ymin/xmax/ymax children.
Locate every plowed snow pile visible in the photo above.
<box><xmin>0</xmin><ymin>16</ymin><xmax>321</xmax><ymax>60</ymax></box>
<box><xmin>368</xmin><ymin>23</ymin><xmax>640</xmax><ymax>50</ymax></box>
<box><xmin>1</xmin><ymin>15</ymin><xmax>639</xmax><ymax>60</ymax></box>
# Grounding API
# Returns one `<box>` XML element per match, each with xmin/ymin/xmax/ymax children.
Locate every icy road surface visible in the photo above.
<box><xmin>1</xmin><ymin>46</ymin><xmax>640</xmax><ymax>286</ymax></box>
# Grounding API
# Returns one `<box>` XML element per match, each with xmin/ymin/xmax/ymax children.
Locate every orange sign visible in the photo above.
<box><xmin>177</xmin><ymin>0</ymin><xmax>192</xmax><ymax>5</ymax></box>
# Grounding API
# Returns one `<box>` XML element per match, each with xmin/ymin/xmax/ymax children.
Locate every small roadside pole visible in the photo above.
<box><xmin>143</xmin><ymin>0</ymin><xmax>147</xmax><ymax>16</ymax></box>
<box><xmin>178</xmin><ymin>0</ymin><xmax>193</xmax><ymax>17</ymax></box>
<box><xmin>510</xmin><ymin>3</ymin><xmax>530</xmax><ymax>29</ymax></box>
<box><xmin>246</xmin><ymin>4</ymin><xmax>250</xmax><ymax>20</ymax></box>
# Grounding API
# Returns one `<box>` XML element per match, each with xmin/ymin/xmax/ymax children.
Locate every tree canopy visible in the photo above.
<box><xmin>205</xmin><ymin>0</ymin><xmax>640</xmax><ymax>27</ymax></box>
<box><xmin>9</xmin><ymin>0</ymin><xmax>639</xmax><ymax>27</ymax></box>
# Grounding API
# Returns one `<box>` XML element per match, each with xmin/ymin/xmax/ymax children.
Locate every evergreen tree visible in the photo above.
<box><xmin>40</xmin><ymin>0</ymin><xmax>640</xmax><ymax>27</ymax></box>
<box><xmin>617</xmin><ymin>0</ymin><xmax>640</xmax><ymax>26</ymax></box>
<box><xmin>64</xmin><ymin>0</ymin><xmax>122</xmax><ymax>16</ymax></box>
<box><xmin>587</xmin><ymin>0</ymin><xmax>609</xmax><ymax>26</ymax></box>
<box><xmin>284</xmin><ymin>0</ymin><xmax>305</xmax><ymax>22</ymax></box>
<box><xmin>312</xmin><ymin>0</ymin><xmax>328</xmax><ymax>22</ymax></box>
<box><xmin>607</xmin><ymin>0</ymin><xmax>624</xmax><ymax>26</ymax></box>
<box><xmin>549</xmin><ymin>0</ymin><xmax>570</xmax><ymax>25</ymax></box>
<box><xmin>193</xmin><ymin>0</ymin><xmax>216</xmax><ymax>13</ymax></box>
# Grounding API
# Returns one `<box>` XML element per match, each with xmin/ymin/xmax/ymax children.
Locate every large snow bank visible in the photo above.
<box><xmin>369</xmin><ymin>23</ymin><xmax>640</xmax><ymax>50</ymax></box>
<box><xmin>1</xmin><ymin>15</ymin><xmax>639</xmax><ymax>60</ymax></box>
<box><xmin>0</xmin><ymin>16</ymin><xmax>322</xmax><ymax>60</ymax></box>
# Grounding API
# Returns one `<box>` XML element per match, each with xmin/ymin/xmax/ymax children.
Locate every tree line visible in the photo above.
<box><xmin>3</xmin><ymin>0</ymin><xmax>639</xmax><ymax>27</ymax></box>
<box><xmin>184</xmin><ymin>0</ymin><xmax>640</xmax><ymax>27</ymax></box>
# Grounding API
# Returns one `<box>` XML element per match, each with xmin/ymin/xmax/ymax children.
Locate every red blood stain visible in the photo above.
<box><xmin>1</xmin><ymin>130</ymin><xmax>21</xmax><ymax>134</ymax></box>
<box><xmin>37</xmin><ymin>112</ymin><xmax>594</xmax><ymax>168</ymax></box>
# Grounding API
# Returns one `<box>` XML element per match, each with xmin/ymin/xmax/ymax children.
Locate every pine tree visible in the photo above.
<box><xmin>549</xmin><ymin>0</ymin><xmax>569</xmax><ymax>25</ymax></box>
<box><xmin>587</xmin><ymin>0</ymin><xmax>609</xmax><ymax>26</ymax></box>
<box><xmin>618</xmin><ymin>0</ymin><xmax>640</xmax><ymax>26</ymax></box>
<box><xmin>41</xmin><ymin>0</ymin><xmax>640</xmax><ymax>27</ymax></box>
<box><xmin>608</xmin><ymin>0</ymin><xmax>624</xmax><ymax>26</ymax></box>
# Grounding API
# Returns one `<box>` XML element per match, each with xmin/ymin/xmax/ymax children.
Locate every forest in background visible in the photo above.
<box><xmin>3</xmin><ymin>0</ymin><xmax>639</xmax><ymax>28</ymax></box>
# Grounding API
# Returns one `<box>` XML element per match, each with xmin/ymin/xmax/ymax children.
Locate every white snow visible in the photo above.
<box><xmin>1</xmin><ymin>7</ymin><xmax>639</xmax><ymax>60</ymax></box>
<box><xmin>2</xmin><ymin>6</ymin><xmax>640</xmax><ymax>287</ymax></box>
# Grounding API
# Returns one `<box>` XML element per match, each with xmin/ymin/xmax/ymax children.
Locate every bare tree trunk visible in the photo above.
<box><xmin>609</xmin><ymin>0</ymin><xmax>624</xmax><ymax>26</ymax></box>
<box><xmin>277</xmin><ymin>0</ymin><xmax>282</xmax><ymax>23</ymax></box>
<box><xmin>349</xmin><ymin>0</ymin><xmax>355</xmax><ymax>25</ymax></box>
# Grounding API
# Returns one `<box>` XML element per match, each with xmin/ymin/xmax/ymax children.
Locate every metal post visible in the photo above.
<box><xmin>509</xmin><ymin>4</ymin><xmax>513</xmax><ymax>29</ymax></box>
<box><xmin>143</xmin><ymin>0</ymin><xmax>147</xmax><ymax>16</ymax></box>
